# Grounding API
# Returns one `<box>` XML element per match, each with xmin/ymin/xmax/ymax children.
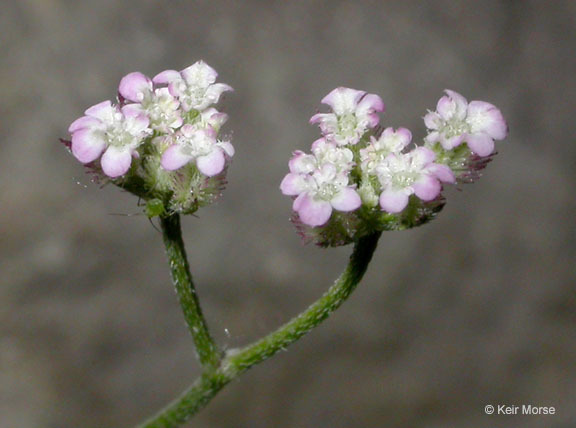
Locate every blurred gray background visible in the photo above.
<box><xmin>1</xmin><ymin>1</ymin><xmax>575</xmax><ymax>427</ymax></box>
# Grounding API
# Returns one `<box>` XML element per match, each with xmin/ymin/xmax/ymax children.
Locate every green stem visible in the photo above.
<box><xmin>139</xmin><ymin>231</ymin><xmax>381</xmax><ymax>428</ymax></box>
<box><xmin>160</xmin><ymin>214</ymin><xmax>221</xmax><ymax>369</ymax></box>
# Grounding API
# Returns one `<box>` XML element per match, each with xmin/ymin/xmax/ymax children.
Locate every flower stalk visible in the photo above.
<box><xmin>139</xmin><ymin>230</ymin><xmax>382</xmax><ymax>428</ymax></box>
<box><xmin>160</xmin><ymin>214</ymin><xmax>221</xmax><ymax>369</ymax></box>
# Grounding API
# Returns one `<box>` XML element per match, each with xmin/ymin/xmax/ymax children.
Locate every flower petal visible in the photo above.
<box><xmin>331</xmin><ymin>187</ymin><xmax>361</xmax><ymax>212</ymax></box>
<box><xmin>309</xmin><ymin>112</ymin><xmax>331</xmax><ymax>125</ymax></box>
<box><xmin>467</xmin><ymin>101</ymin><xmax>508</xmax><ymax>140</ymax></box>
<box><xmin>161</xmin><ymin>145</ymin><xmax>193</xmax><ymax>170</ymax></box>
<box><xmin>118</xmin><ymin>72</ymin><xmax>152</xmax><ymax>102</ymax></box>
<box><xmin>379</xmin><ymin>189</ymin><xmax>410</xmax><ymax>213</ymax></box>
<box><xmin>280</xmin><ymin>173</ymin><xmax>307</xmax><ymax>196</ymax></box>
<box><xmin>413</xmin><ymin>175</ymin><xmax>441</xmax><ymax>201</ymax></box>
<box><xmin>296</xmin><ymin>194</ymin><xmax>333</xmax><ymax>227</ymax></box>
<box><xmin>411</xmin><ymin>147</ymin><xmax>436</xmax><ymax>165</ymax></box>
<box><xmin>181</xmin><ymin>60</ymin><xmax>218</xmax><ymax>86</ymax></box>
<box><xmin>71</xmin><ymin>128</ymin><xmax>107</xmax><ymax>163</ymax></box>
<box><xmin>196</xmin><ymin>148</ymin><xmax>225</xmax><ymax>176</ymax></box>
<box><xmin>466</xmin><ymin>133</ymin><xmax>495</xmax><ymax>157</ymax></box>
<box><xmin>321</xmin><ymin>87</ymin><xmax>365</xmax><ymax>114</ymax></box>
<box><xmin>428</xmin><ymin>164</ymin><xmax>455</xmax><ymax>184</ymax></box>
<box><xmin>424</xmin><ymin>111</ymin><xmax>441</xmax><ymax>130</ymax></box>
<box><xmin>217</xmin><ymin>141</ymin><xmax>235</xmax><ymax>157</ymax></box>
<box><xmin>357</xmin><ymin>93</ymin><xmax>385</xmax><ymax>114</ymax></box>
<box><xmin>85</xmin><ymin>100</ymin><xmax>115</xmax><ymax>122</ymax></box>
<box><xmin>204</xmin><ymin>83</ymin><xmax>233</xmax><ymax>104</ymax></box>
<box><xmin>101</xmin><ymin>146</ymin><xmax>133</xmax><ymax>178</ymax></box>
<box><xmin>152</xmin><ymin>70</ymin><xmax>181</xmax><ymax>84</ymax></box>
<box><xmin>442</xmin><ymin>89</ymin><xmax>468</xmax><ymax>120</ymax></box>
<box><xmin>68</xmin><ymin>116</ymin><xmax>102</xmax><ymax>133</ymax></box>
<box><xmin>440</xmin><ymin>133</ymin><xmax>465</xmax><ymax>150</ymax></box>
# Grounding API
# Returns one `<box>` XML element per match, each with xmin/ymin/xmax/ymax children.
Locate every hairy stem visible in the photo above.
<box><xmin>160</xmin><ymin>214</ymin><xmax>221</xmax><ymax>369</ymax></box>
<box><xmin>139</xmin><ymin>231</ymin><xmax>381</xmax><ymax>428</ymax></box>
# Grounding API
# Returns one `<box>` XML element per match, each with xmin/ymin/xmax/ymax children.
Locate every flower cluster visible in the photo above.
<box><xmin>281</xmin><ymin>88</ymin><xmax>507</xmax><ymax>246</ymax></box>
<box><xmin>65</xmin><ymin>61</ymin><xmax>233</xmax><ymax>216</ymax></box>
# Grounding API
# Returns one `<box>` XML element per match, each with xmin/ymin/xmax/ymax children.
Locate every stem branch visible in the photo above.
<box><xmin>139</xmin><ymin>231</ymin><xmax>381</xmax><ymax>428</ymax></box>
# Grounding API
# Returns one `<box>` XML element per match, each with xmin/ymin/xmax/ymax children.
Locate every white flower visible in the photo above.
<box><xmin>376</xmin><ymin>147</ymin><xmax>454</xmax><ymax>213</ymax></box>
<box><xmin>310</xmin><ymin>87</ymin><xmax>384</xmax><ymax>146</ymax></box>
<box><xmin>424</xmin><ymin>89</ymin><xmax>508</xmax><ymax>157</ymax></box>
<box><xmin>69</xmin><ymin>100</ymin><xmax>150</xmax><ymax>177</ymax></box>
<box><xmin>153</xmin><ymin>61</ymin><xmax>233</xmax><ymax>112</ymax></box>
<box><xmin>161</xmin><ymin>125</ymin><xmax>233</xmax><ymax>176</ymax></box>
<box><xmin>360</xmin><ymin>127</ymin><xmax>412</xmax><ymax>174</ymax></box>
<box><xmin>280</xmin><ymin>163</ymin><xmax>361</xmax><ymax>227</ymax></box>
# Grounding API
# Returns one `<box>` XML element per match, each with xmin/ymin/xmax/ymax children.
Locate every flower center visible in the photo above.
<box><xmin>337</xmin><ymin>113</ymin><xmax>358</xmax><ymax>137</ymax></box>
<box><xmin>316</xmin><ymin>182</ymin><xmax>338</xmax><ymax>201</ymax></box>
<box><xmin>443</xmin><ymin>119</ymin><xmax>470</xmax><ymax>138</ymax></box>
<box><xmin>106</xmin><ymin>117</ymin><xmax>135</xmax><ymax>148</ymax></box>
<box><xmin>179</xmin><ymin>132</ymin><xmax>213</xmax><ymax>157</ymax></box>
<box><xmin>391</xmin><ymin>171</ymin><xmax>417</xmax><ymax>188</ymax></box>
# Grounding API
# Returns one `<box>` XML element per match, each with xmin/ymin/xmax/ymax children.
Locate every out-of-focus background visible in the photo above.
<box><xmin>1</xmin><ymin>1</ymin><xmax>575</xmax><ymax>427</ymax></box>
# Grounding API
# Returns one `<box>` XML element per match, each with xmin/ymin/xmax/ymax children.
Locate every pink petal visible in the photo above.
<box><xmin>443</xmin><ymin>90</ymin><xmax>468</xmax><ymax>120</ymax></box>
<box><xmin>68</xmin><ymin>116</ymin><xmax>102</xmax><ymax>133</ymax></box>
<box><xmin>424</xmin><ymin>130</ymin><xmax>440</xmax><ymax>144</ymax></box>
<box><xmin>296</xmin><ymin>194</ymin><xmax>333</xmax><ymax>227</ymax></box>
<box><xmin>310</xmin><ymin>138</ymin><xmax>327</xmax><ymax>150</ymax></box>
<box><xmin>357</xmin><ymin>93</ymin><xmax>385</xmax><ymax>114</ymax></box>
<box><xmin>467</xmin><ymin>101</ymin><xmax>508</xmax><ymax>140</ymax></box>
<box><xmin>293</xmin><ymin>192</ymin><xmax>306</xmax><ymax>211</ymax></box>
<box><xmin>412</xmin><ymin>147</ymin><xmax>436</xmax><ymax>164</ymax></box>
<box><xmin>101</xmin><ymin>146</ymin><xmax>133</xmax><ymax>178</ymax></box>
<box><xmin>205</xmin><ymin>83</ymin><xmax>233</xmax><ymax>100</ymax></box>
<box><xmin>428</xmin><ymin>164</ymin><xmax>455</xmax><ymax>184</ymax></box>
<box><xmin>436</xmin><ymin>95</ymin><xmax>454</xmax><ymax>119</ymax></box>
<box><xmin>85</xmin><ymin>100</ymin><xmax>114</xmax><ymax>122</ymax></box>
<box><xmin>388</xmin><ymin>127</ymin><xmax>412</xmax><ymax>146</ymax></box>
<box><xmin>280</xmin><ymin>173</ymin><xmax>306</xmax><ymax>196</ymax></box>
<box><xmin>365</xmin><ymin>112</ymin><xmax>380</xmax><ymax>128</ymax></box>
<box><xmin>218</xmin><ymin>141</ymin><xmax>235</xmax><ymax>157</ymax></box>
<box><xmin>181</xmin><ymin>61</ymin><xmax>218</xmax><ymax>85</ymax></box>
<box><xmin>331</xmin><ymin>187</ymin><xmax>361</xmax><ymax>212</ymax></box>
<box><xmin>196</xmin><ymin>148</ymin><xmax>225</xmax><ymax>176</ymax></box>
<box><xmin>152</xmin><ymin>70</ymin><xmax>181</xmax><ymax>84</ymax></box>
<box><xmin>440</xmin><ymin>133</ymin><xmax>465</xmax><ymax>150</ymax></box>
<box><xmin>289</xmin><ymin>151</ymin><xmax>315</xmax><ymax>174</ymax></box>
<box><xmin>71</xmin><ymin>128</ymin><xmax>107</xmax><ymax>163</ymax></box>
<box><xmin>121</xmin><ymin>106</ymin><xmax>150</xmax><ymax>133</ymax></box>
<box><xmin>309</xmin><ymin>112</ymin><xmax>330</xmax><ymax>125</ymax></box>
<box><xmin>161</xmin><ymin>145</ymin><xmax>193</xmax><ymax>170</ymax></box>
<box><xmin>118</xmin><ymin>72</ymin><xmax>152</xmax><ymax>102</ymax></box>
<box><xmin>413</xmin><ymin>175</ymin><xmax>441</xmax><ymax>201</ymax></box>
<box><xmin>121</xmin><ymin>103</ymin><xmax>145</xmax><ymax>118</ymax></box>
<box><xmin>466</xmin><ymin>133</ymin><xmax>495</xmax><ymax>157</ymax></box>
<box><xmin>424</xmin><ymin>111</ymin><xmax>441</xmax><ymax>130</ymax></box>
<box><xmin>202</xmin><ymin>108</ymin><xmax>228</xmax><ymax>129</ymax></box>
<box><xmin>321</xmin><ymin>87</ymin><xmax>365</xmax><ymax>114</ymax></box>
<box><xmin>379</xmin><ymin>189</ymin><xmax>410</xmax><ymax>213</ymax></box>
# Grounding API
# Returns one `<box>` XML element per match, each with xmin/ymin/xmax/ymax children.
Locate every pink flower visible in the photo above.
<box><xmin>424</xmin><ymin>89</ymin><xmax>508</xmax><ymax>157</ymax></box>
<box><xmin>310</xmin><ymin>87</ymin><xmax>384</xmax><ymax>146</ymax></box>
<box><xmin>153</xmin><ymin>61</ymin><xmax>233</xmax><ymax>112</ymax></box>
<box><xmin>376</xmin><ymin>147</ymin><xmax>454</xmax><ymax>213</ymax></box>
<box><xmin>161</xmin><ymin>124</ymin><xmax>234</xmax><ymax>176</ymax></box>
<box><xmin>119</xmin><ymin>72</ymin><xmax>183</xmax><ymax>133</ymax></box>
<box><xmin>360</xmin><ymin>127</ymin><xmax>412</xmax><ymax>174</ymax></box>
<box><xmin>69</xmin><ymin>100</ymin><xmax>150</xmax><ymax>177</ymax></box>
<box><xmin>281</xmin><ymin>163</ymin><xmax>361</xmax><ymax>227</ymax></box>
